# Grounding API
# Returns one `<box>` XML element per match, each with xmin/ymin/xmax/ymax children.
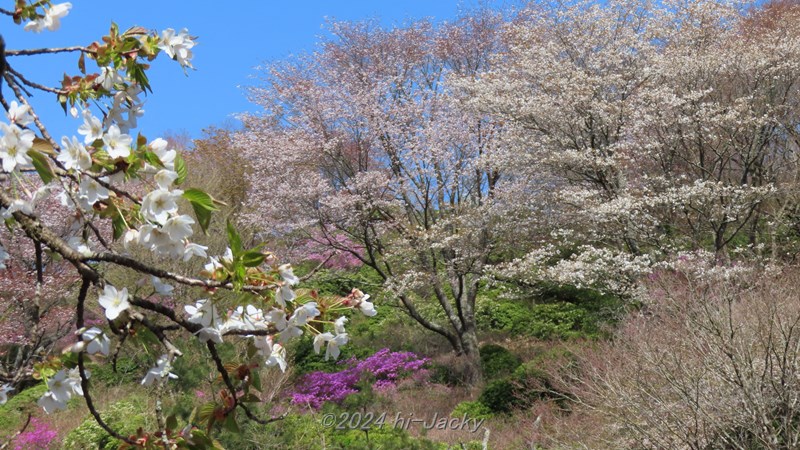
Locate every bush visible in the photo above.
<box><xmin>428</xmin><ymin>361</ymin><xmax>463</xmax><ymax>386</ymax></box>
<box><xmin>478</xmin><ymin>379</ymin><xmax>519</xmax><ymax>414</ymax></box>
<box><xmin>479</xmin><ymin>344</ymin><xmax>522</xmax><ymax>380</ymax></box>
<box><xmin>88</xmin><ymin>357</ymin><xmax>143</xmax><ymax>386</ymax></box>
<box><xmin>0</xmin><ymin>384</ymin><xmax>48</xmax><ymax>437</ymax></box>
<box><xmin>11</xmin><ymin>417</ymin><xmax>57</xmax><ymax>450</ymax></box>
<box><xmin>452</xmin><ymin>401</ymin><xmax>494</xmax><ymax>420</ymax></box>
<box><xmin>478</xmin><ymin>345</ymin><xmax>576</xmax><ymax>414</ymax></box>
<box><xmin>235</xmin><ymin>407</ymin><xmax>446</xmax><ymax>450</ymax></box>
<box><xmin>475</xmin><ymin>283</ymin><xmax>626</xmax><ymax>340</ymax></box>
<box><xmin>63</xmin><ymin>397</ymin><xmax>152</xmax><ymax>450</ymax></box>
<box><xmin>289</xmin><ymin>348</ymin><xmax>429</xmax><ymax>410</ymax></box>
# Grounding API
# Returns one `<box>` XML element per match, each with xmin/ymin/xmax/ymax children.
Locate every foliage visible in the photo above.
<box><xmin>479</xmin><ymin>344</ymin><xmax>521</xmax><ymax>381</ymax></box>
<box><xmin>252</xmin><ymin>409</ymin><xmax>445</xmax><ymax>450</ymax></box>
<box><xmin>0</xmin><ymin>383</ymin><xmax>47</xmax><ymax>435</ymax></box>
<box><xmin>477</xmin><ymin>345</ymin><xmax>576</xmax><ymax>414</ymax></box>
<box><xmin>476</xmin><ymin>286</ymin><xmax>624</xmax><ymax>340</ymax></box>
<box><xmin>452</xmin><ymin>400</ymin><xmax>494</xmax><ymax>421</ymax></box>
<box><xmin>63</xmin><ymin>397</ymin><xmax>151</xmax><ymax>449</ymax></box>
<box><xmin>88</xmin><ymin>357</ymin><xmax>146</xmax><ymax>386</ymax></box>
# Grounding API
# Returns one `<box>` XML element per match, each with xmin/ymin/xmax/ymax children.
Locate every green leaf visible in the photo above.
<box><xmin>197</xmin><ymin>402</ymin><xmax>216</xmax><ymax>423</ymax></box>
<box><xmin>111</xmin><ymin>213</ymin><xmax>127</xmax><ymax>241</ymax></box>
<box><xmin>183</xmin><ymin>188</ymin><xmax>218</xmax><ymax>233</ymax></box>
<box><xmin>250</xmin><ymin>370</ymin><xmax>262</xmax><ymax>392</ymax></box>
<box><xmin>234</xmin><ymin>265</ymin><xmax>247</xmax><ymax>288</ymax></box>
<box><xmin>27</xmin><ymin>150</ymin><xmax>55</xmax><ymax>184</ymax></box>
<box><xmin>132</xmin><ymin>325</ymin><xmax>160</xmax><ymax>349</ymax></box>
<box><xmin>174</xmin><ymin>153</ymin><xmax>187</xmax><ymax>185</ymax></box>
<box><xmin>226</xmin><ymin>220</ymin><xmax>243</xmax><ymax>255</ymax></box>
<box><xmin>141</xmin><ymin>151</ymin><xmax>164</xmax><ymax>168</ymax></box>
<box><xmin>241</xmin><ymin>250</ymin><xmax>265</xmax><ymax>268</ymax></box>
<box><xmin>222</xmin><ymin>412</ymin><xmax>239</xmax><ymax>433</ymax></box>
<box><xmin>61</xmin><ymin>351</ymin><xmax>79</xmax><ymax>368</ymax></box>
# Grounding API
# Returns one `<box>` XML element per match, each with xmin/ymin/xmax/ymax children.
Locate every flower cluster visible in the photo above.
<box><xmin>36</xmin><ymin>368</ymin><xmax>88</xmax><ymax>414</ymax></box>
<box><xmin>12</xmin><ymin>417</ymin><xmax>58</xmax><ymax>450</ymax></box>
<box><xmin>22</xmin><ymin>2</ymin><xmax>71</xmax><ymax>33</ymax></box>
<box><xmin>158</xmin><ymin>28</ymin><xmax>196</xmax><ymax>69</ymax></box>
<box><xmin>0</xmin><ymin>102</ymin><xmax>34</xmax><ymax>172</ymax></box>
<box><xmin>70</xmin><ymin>327</ymin><xmax>111</xmax><ymax>356</ymax></box>
<box><xmin>289</xmin><ymin>348</ymin><xmax>429</xmax><ymax>409</ymax></box>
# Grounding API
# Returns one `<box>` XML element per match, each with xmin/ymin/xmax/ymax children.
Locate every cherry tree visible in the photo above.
<box><xmin>462</xmin><ymin>0</ymin><xmax>800</xmax><ymax>292</ymax></box>
<box><xmin>238</xmin><ymin>12</ymin><xmax>505</xmax><ymax>382</ymax></box>
<box><xmin>0</xmin><ymin>2</ymin><xmax>375</xmax><ymax>447</ymax></box>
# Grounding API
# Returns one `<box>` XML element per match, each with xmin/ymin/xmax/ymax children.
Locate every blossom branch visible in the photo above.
<box><xmin>5</xmin><ymin>65</ymin><xmax>63</xmax><ymax>95</ymax></box>
<box><xmin>5</xmin><ymin>46</ymin><xmax>89</xmax><ymax>56</ymax></box>
<box><xmin>75</xmin><ymin>277</ymin><xmax>137</xmax><ymax>446</ymax></box>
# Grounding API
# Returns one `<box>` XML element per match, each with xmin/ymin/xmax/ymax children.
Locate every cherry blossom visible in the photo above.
<box><xmin>102</xmin><ymin>125</ymin><xmax>132</xmax><ymax>159</ymax></box>
<box><xmin>141</xmin><ymin>354</ymin><xmax>178</xmax><ymax>386</ymax></box>
<box><xmin>264</xmin><ymin>343</ymin><xmax>287</xmax><ymax>372</ymax></box>
<box><xmin>278</xmin><ymin>264</ymin><xmax>299</xmax><ymax>285</ymax></box>
<box><xmin>158</xmin><ymin>28</ymin><xmax>196</xmax><ymax>68</ymax></box>
<box><xmin>77</xmin><ymin>113</ymin><xmax>103</xmax><ymax>144</ymax></box>
<box><xmin>80</xmin><ymin>327</ymin><xmax>111</xmax><ymax>356</ymax></box>
<box><xmin>97</xmin><ymin>285</ymin><xmax>130</xmax><ymax>320</ymax></box>
<box><xmin>57</xmin><ymin>136</ymin><xmax>92</xmax><ymax>171</ymax></box>
<box><xmin>6</xmin><ymin>101</ymin><xmax>33</xmax><ymax>126</ymax></box>
<box><xmin>141</xmin><ymin>189</ymin><xmax>182</xmax><ymax>223</ymax></box>
<box><xmin>0</xmin><ymin>123</ymin><xmax>34</xmax><ymax>172</ymax></box>
<box><xmin>24</xmin><ymin>2</ymin><xmax>71</xmax><ymax>33</ymax></box>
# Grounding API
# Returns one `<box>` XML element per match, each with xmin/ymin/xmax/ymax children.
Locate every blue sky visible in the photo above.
<box><xmin>2</xmin><ymin>1</ymin><xmax>494</xmax><ymax>143</ymax></box>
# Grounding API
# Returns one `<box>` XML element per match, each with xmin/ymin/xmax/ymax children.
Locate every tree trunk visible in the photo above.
<box><xmin>458</xmin><ymin>326</ymin><xmax>483</xmax><ymax>386</ymax></box>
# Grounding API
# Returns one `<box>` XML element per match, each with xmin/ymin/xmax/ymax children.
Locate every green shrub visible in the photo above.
<box><xmin>452</xmin><ymin>401</ymin><xmax>494</xmax><ymax>420</ymax></box>
<box><xmin>228</xmin><ymin>407</ymin><xmax>446</xmax><ymax>449</ymax></box>
<box><xmin>478</xmin><ymin>346</ymin><xmax>578</xmax><ymax>414</ymax></box>
<box><xmin>0</xmin><ymin>383</ymin><xmax>47</xmax><ymax>436</ymax></box>
<box><xmin>527</xmin><ymin>303</ymin><xmax>589</xmax><ymax>339</ymax></box>
<box><xmin>63</xmin><ymin>396</ymin><xmax>152</xmax><ymax>450</ymax></box>
<box><xmin>88</xmin><ymin>357</ymin><xmax>143</xmax><ymax>385</ymax></box>
<box><xmin>475</xmin><ymin>283</ymin><xmax>626</xmax><ymax>340</ymax></box>
<box><xmin>478</xmin><ymin>379</ymin><xmax>519</xmax><ymax>413</ymax></box>
<box><xmin>330</xmin><ymin>426</ymin><xmax>445</xmax><ymax>450</ymax></box>
<box><xmin>428</xmin><ymin>362</ymin><xmax>464</xmax><ymax>386</ymax></box>
<box><xmin>479</xmin><ymin>344</ymin><xmax>522</xmax><ymax>380</ymax></box>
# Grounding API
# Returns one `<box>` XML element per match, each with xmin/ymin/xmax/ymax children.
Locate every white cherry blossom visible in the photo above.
<box><xmin>58</xmin><ymin>136</ymin><xmax>92</xmax><ymax>171</ymax></box>
<box><xmin>141</xmin><ymin>354</ymin><xmax>178</xmax><ymax>386</ymax></box>
<box><xmin>81</xmin><ymin>327</ymin><xmax>111</xmax><ymax>356</ymax></box>
<box><xmin>98</xmin><ymin>285</ymin><xmax>130</xmax><ymax>320</ymax></box>
<box><xmin>78</xmin><ymin>113</ymin><xmax>103</xmax><ymax>144</ymax></box>
<box><xmin>278</xmin><ymin>264</ymin><xmax>299</xmax><ymax>285</ymax></box>
<box><xmin>141</xmin><ymin>189</ymin><xmax>182</xmax><ymax>223</ymax></box>
<box><xmin>102</xmin><ymin>125</ymin><xmax>132</xmax><ymax>159</ymax></box>
<box><xmin>24</xmin><ymin>2</ymin><xmax>71</xmax><ymax>33</ymax></box>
